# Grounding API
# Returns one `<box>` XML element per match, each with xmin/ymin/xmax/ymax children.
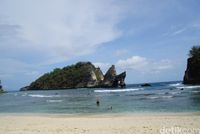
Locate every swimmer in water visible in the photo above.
<box><xmin>96</xmin><ymin>99</ymin><xmax>100</xmax><ymax>106</ymax></box>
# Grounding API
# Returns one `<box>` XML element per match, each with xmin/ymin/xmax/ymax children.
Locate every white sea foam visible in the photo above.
<box><xmin>21</xmin><ymin>93</ymin><xmax>27</xmax><ymax>96</ymax></box>
<box><xmin>46</xmin><ymin>100</ymin><xmax>63</xmax><ymax>103</ymax></box>
<box><xmin>147</xmin><ymin>95</ymin><xmax>173</xmax><ymax>99</ymax></box>
<box><xmin>161</xmin><ymin>95</ymin><xmax>173</xmax><ymax>98</ymax></box>
<box><xmin>169</xmin><ymin>82</ymin><xmax>182</xmax><ymax>87</ymax></box>
<box><xmin>14</xmin><ymin>93</ymin><xmax>18</xmax><ymax>96</ymax></box>
<box><xmin>28</xmin><ymin>94</ymin><xmax>61</xmax><ymax>98</ymax></box>
<box><xmin>192</xmin><ymin>91</ymin><xmax>200</xmax><ymax>93</ymax></box>
<box><xmin>176</xmin><ymin>85</ymin><xmax>200</xmax><ymax>89</ymax></box>
<box><xmin>94</xmin><ymin>88</ymin><xmax>143</xmax><ymax>93</ymax></box>
<box><xmin>148</xmin><ymin>96</ymin><xmax>159</xmax><ymax>99</ymax></box>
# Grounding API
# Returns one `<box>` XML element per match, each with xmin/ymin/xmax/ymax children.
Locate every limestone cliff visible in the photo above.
<box><xmin>103</xmin><ymin>65</ymin><xmax>117</xmax><ymax>87</ymax></box>
<box><xmin>21</xmin><ymin>62</ymin><xmax>126</xmax><ymax>90</ymax></box>
<box><xmin>0</xmin><ymin>80</ymin><xmax>4</xmax><ymax>93</ymax></box>
<box><xmin>183</xmin><ymin>46</ymin><xmax>200</xmax><ymax>84</ymax></box>
<box><xmin>102</xmin><ymin>65</ymin><xmax>126</xmax><ymax>88</ymax></box>
<box><xmin>183</xmin><ymin>57</ymin><xmax>200</xmax><ymax>84</ymax></box>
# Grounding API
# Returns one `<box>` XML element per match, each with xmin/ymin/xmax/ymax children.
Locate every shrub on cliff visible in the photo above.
<box><xmin>189</xmin><ymin>45</ymin><xmax>200</xmax><ymax>59</ymax></box>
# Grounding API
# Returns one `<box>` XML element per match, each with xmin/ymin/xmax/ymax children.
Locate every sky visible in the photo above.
<box><xmin>0</xmin><ymin>0</ymin><xmax>200</xmax><ymax>91</ymax></box>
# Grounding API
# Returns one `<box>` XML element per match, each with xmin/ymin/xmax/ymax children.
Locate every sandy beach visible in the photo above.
<box><xmin>0</xmin><ymin>113</ymin><xmax>200</xmax><ymax>134</ymax></box>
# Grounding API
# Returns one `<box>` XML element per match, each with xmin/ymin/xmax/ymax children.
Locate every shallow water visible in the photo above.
<box><xmin>0</xmin><ymin>81</ymin><xmax>200</xmax><ymax>114</ymax></box>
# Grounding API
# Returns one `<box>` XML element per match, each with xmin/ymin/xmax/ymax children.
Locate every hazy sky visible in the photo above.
<box><xmin>0</xmin><ymin>0</ymin><xmax>200</xmax><ymax>90</ymax></box>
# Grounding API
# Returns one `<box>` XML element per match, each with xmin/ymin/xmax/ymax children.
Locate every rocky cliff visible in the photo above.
<box><xmin>21</xmin><ymin>62</ymin><xmax>126</xmax><ymax>90</ymax></box>
<box><xmin>0</xmin><ymin>89</ymin><xmax>4</xmax><ymax>93</ymax></box>
<box><xmin>183</xmin><ymin>46</ymin><xmax>200</xmax><ymax>84</ymax></box>
<box><xmin>103</xmin><ymin>65</ymin><xmax>126</xmax><ymax>88</ymax></box>
<box><xmin>0</xmin><ymin>81</ymin><xmax>4</xmax><ymax>93</ymax></box>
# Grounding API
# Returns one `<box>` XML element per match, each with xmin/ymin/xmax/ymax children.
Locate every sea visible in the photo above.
<box><xmin>0</xmin><ymin>81</ymin><xmax>200</xmax><ymax>114</ymax></box>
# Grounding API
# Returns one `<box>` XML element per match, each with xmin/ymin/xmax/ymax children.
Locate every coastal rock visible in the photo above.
<box><xmin>103</xmin><ymin>65</ymin><xmax>117</xmax><ymax>87</ymax></box>
<box><xmin>0</xmin><ymin>80</ymin><xmax>4</xmax><ymax>93</ymax></box>
<box><xmin>20</xmin><ymin>86</ymin><xmax>30</xmax><ymax>91</ymax></box>
<box><xmin>141</xmin><ymin>83</ymin><xmax>151</xmax><ymax>87</ymax></box>
<box><xmin>113</xmin><ymin>72</ymin><xmax>126</xmax><ymax>88</ymax></box>
<box><xmin>183</xmin><ymin>46</ymin><xmax>200</xmax><ymax>84</ymax></box>
<box><xmin>0</xmin><ymin>89</ymin><xmax>4</xmax><ymax>93</ymax></box>
<box><xmin>95</xmin><ymin>67</ymin><xmax>104</xmax><ymax>81</ymax></box>
<box><xmin>21</xmin><ymin>62</ymin><xmax>126</xmax><ymax>90</ymax></box>
<box><xmin>183</xmin><ymin>57</ymin><xmax>200</xmax><ymax>84</ymax></box>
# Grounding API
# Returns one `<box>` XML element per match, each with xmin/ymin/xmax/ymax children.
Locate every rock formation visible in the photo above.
<box><xmin>113</xmin><ymin>72</ymin><xmax>126</xmax><ymax>88</ymax></box>
<box><xmin>0</xmin><ymin>89</ymin><xmax>4</xmax><ymax>93</ymax></box>
<box><xmin>183</xmin><ymin>57</ymin><xmax>200</xmax><ymax>84</ymax></box>
<box><xmin>183</xmin><ymin>46</ymin><xmax>200</xmax><ymax>84</ymax></box>
<box><xmin>21</xmin><ymin>62</ymin><xmax>126</xmax><ymax>90</ymax></box>
<box><xmin>141</xmin><ymin>83</ymin><xmax>151</xmax><ymax>87</ymax></box>
<box><xmin>103</xmin><ymin>65</ymin><xmax>117</xmax><ymax>87</ymax></box>
<box><xmin>0</xmin><ymin>80</ymin><xmax>4</xmax><ymax>93</ymax></box>
<box><xmin>102</xmin><ymin>65</ymin><xmax>126</xmax><ymax>88</ymax></box>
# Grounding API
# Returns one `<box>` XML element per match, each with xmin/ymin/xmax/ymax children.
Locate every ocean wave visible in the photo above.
<box><xmin>21</xmin><ymin>93</ymin><xmax>27</xmax><ymax>96</ymax></box>
<box><xmin>161</xmin><ymin>95</ymin><xmax>173</xmax><ymax>98</ymax></box>
<box><xmin>192</xmin><ymin>91</ymin><xmax>200</xmax><ymax>93</ymax></box>
<box><xmin>170</xmin><ymin>92</ymin><xmax>181</xmax><ymax>95</ymax></box>
<box><xmin>46</xmin><ymin>100</ymin><xmax>63</xmax><ymax>103</ymax></box>
<box><xmin>28</xmin><ymin>94</ymin><xmax>61</xmax><ymax>98</ymax></box>
<box><xmin>148</xmin><ymin>96</ymin><xmax>159</xmax><ymax>99</ymax></box>
<box><xmin>147</xmin><ymin>95</ymin><xmax>173</xmax><ymax>99</ymax></box>
<box><xmin>94</xmin><ymin>88</ymin><xmax>143</xmax><ymax>93</ymax></box>
<box><xmin>169</xmin><ymin>82</ymin><xmax>182</xmax><ymax>87</ymax></box>
<box><xmin>176</xmin><ymin>85</ymin><xmax>200</xmax><ymax>89</ymax></box>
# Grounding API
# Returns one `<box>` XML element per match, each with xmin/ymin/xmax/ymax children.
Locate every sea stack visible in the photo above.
<box><xmin>0</xmin><ymin>80</ymin><xmax>4</xmax><ymax>93</ymax></box>
<box><xmin>103</xmin><ymin>65</ymin><xmax>126</xmax><ymax>88</ymax></box>
<box><xmin>21</xmin><ymin>62</ymin><xmax>126</xmax><ymax>90</ymax></box>
<box><xmin>183</xmin><ymin>46</ymin><xmax>200</xmax><ymax>84</ymax></box>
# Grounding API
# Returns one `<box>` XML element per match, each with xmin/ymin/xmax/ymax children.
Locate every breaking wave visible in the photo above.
<box><xmin>94</xmin><ymin>88</ymin><xmax>143</xmax><ymax>93</ymax></box>
<box><xmin>176</xmin><ymin>85</ymin><xmax>200</xmax><ymax>89</ymax></box>
<box><xmin>46</xmin><ymin>100</ymin><xmax>63</xmax><ymax>103</ymax></box>
<box><xmin>28</xmin><ymin>94</ymin><xmax>61</xmax><ymax>98</ymax></box>
<box><xmin>169</xmin><ymin>82</ymin><xmax>182</xmax><ymax>87</ymax></box>
<box><xmin>147</xmin><ymin>95</ymin><xmax>173</xmax><ymax>99</ymax></box>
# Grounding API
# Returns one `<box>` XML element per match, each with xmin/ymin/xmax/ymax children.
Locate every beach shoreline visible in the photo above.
<box><xmin>0</xmin><ymin>111</ymin><xmax>200</xmax><ymax>117</ymax></box>
<box><xmin>0</xmin><ymin>112</ymin><xmax>200</xmax><ymax>134</ymax></box>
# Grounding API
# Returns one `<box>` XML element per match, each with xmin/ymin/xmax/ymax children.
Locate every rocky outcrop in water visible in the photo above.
<box><xmin>0</xmin><ymin>89</ymin><xmax>4</xmax><ymax>93</ymax></box>
<box><xmin>141</xmin><ymin>83</ymin><xmax>151</xmax><ymax>87</ymax></box>
<box><xmin>21</xmin><ymin>62</ymin><xmax>126</xmax><ymax>90</ymax></box>
<box><xmin>183</xmin><ymin>57</ymin><xmax>200</xmax><ymax>84</ymax></box>
<box><xmin>183</xmin><ymin>46</ymin><xmax>200</xmax><ymax>84</ymax></box>
<box><xmin>102</xmin><ymin>65</ymin><xmax>126</xmax><ymax>88</ymax></box>
<box><xmin>0</xmin><ymin>80</ymin><xmax>5</xmax><ymax>93</ymax></box>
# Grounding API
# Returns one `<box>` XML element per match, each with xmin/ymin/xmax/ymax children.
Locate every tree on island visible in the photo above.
<box><xmin>189</xmin><ymin>45</ymin><xmax>200</xmax><ymax>59</ymax></box>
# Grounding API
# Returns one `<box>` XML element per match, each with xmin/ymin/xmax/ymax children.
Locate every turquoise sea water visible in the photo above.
<box><xmin>0</xmin><ymin>81</ymin><xmax>200</xmax><ymax>114</ymax></box>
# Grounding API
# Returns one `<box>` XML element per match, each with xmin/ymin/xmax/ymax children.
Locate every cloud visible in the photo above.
<box><xmin>0</xmin><ymin>58</ymin><xmax>40</xmax><ymax>90</ymax></box>
<box><xmin>114</xmin><ymin>49</ymin><xmax>128</xmax><ymax>56</ymax></box>
<box><xmin>163</xmin><ymin>22</ymin><xmax>200</xmax><ymax>37</ymax></box>
<box><xmin>93</xmin><ymin>56</ymin><xmax>173</xmax><ymax>74</ymax></box>
<box><xmin>171</xmin><ymin>28</ymin><xmax>187</xmax><ymax>36</ymax></box>
<box><xmin>0</xmin><ymin>24</ymin><xmax>20</xmax><ymax>39</ymax></box>
<box><xmin>116</xmin><ymin>56</ymin><xmax>173</xmax><ymax>73</ymax></box>
<box><xmin>0</xmin><ymin>0</ymin><xmax>125</xmax><ymax>65</ymax></box>
<box><xmin>0</xmin><ymin>58</ymin><xmax>40</xmax><ymax>79</ymax></box>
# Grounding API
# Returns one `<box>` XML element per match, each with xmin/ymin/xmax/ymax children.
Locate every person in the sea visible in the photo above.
<box><xmin>96</xmin><ymin>99</ymin><xmax>100</xmax><ymax>106</ymax></box>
